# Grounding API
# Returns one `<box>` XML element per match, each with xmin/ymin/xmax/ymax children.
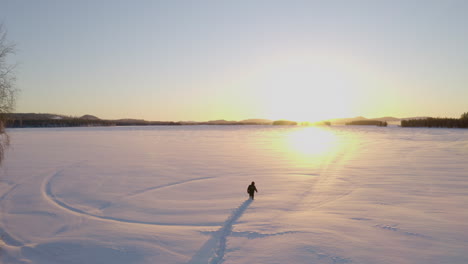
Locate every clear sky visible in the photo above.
<box><xmin>1</xmin><ymin>0</ymin><xmax>467</xmax><ymax>121</ymax></box>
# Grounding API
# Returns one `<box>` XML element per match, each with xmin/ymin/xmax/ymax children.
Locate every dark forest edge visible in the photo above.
<box><xmin>401</xmin><ymin>115</ymin><xmax>468</xmax><ymax>128</ymax></box>
<box><xmin>346</xmin><ymin>120</ymin><xmax>388</xmax><ymax>127</ymax></box>
<box><xmin>5</xmin><ymin>113</ymin><xmax>304</xmax><ymax>128</ymax></box>
<box><xmin>343</xmin><ymin>113</ymin><xmax>468</xmax><ymax>128</ymax></box>
<box><xmin>5</xmin><ymin>112</ymin><xmax>468</xmax><ymax>128</ymax></box>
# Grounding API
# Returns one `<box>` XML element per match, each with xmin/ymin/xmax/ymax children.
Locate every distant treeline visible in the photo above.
<box><xmin>346</xmin><ymin>120</ymin><xmax>388</xmax><ymax>127</ymax></box>
<box><xmin>7</xmin><ymin>113</ymin><xmax>322</xmax><ymax>127</ymax></box>
<box><xmin>6</xmin><ymin>118</ymin><xmax>181</xmax><ymax>128</ymax></box>
<box><xmin>7</xmin><ymin>118</ymin><xmax>114</xmax><ymax>128</ymax></box>
<box><xmin>114</xmin><ymin>120</ymin><xmax>181</xmax><ymax>126</ymax></box>
<box><xmin>401</xmin><ymin>117</ymin><xmax>468</xmax><ymax>128</ymax></box>
<box><xmin>6</xmin><ymin>119</ymin><xmax>293</xmax><ymax>128</ymax></box>
<box><xmin>272</xmin><ymin>120</ymin><xmax>298</xmax><ymax>126</ymax></box>
<box><xmin>184</xmin><ymin>121</ymin><xmax>272</xmax><ymax>125</ymax></box>
<box><xmin>5</xmin><ymin>114</ymin><xmax>303</xmax><ymax>128</ymax></box>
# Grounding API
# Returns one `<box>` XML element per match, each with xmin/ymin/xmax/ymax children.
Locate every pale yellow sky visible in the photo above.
<box><xmin>3</xmin><ymin>0</ymin><xmax>468</xmax><ymax>121</ymax></box>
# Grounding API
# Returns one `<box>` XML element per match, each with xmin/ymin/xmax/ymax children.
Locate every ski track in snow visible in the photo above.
<box><xmin>127</xmin><ymin>176</ymin><xmax>214</xmax><ymax>198</ymax></box>
<box><xmin>99</xmin><ymin>176</ymin><xmax>216</xmax><ymax>210</ymax></box>
<box><xmin>43</xmin><ymin>168</ymin><xmax>220</xmax><ymax>227</ymax></box>
<box><xmin>0</xmin><ymin>226</ymin><xmax>23</xmax><ymax>247</ymax></box>
<box><xmin>0</xmin><ymin>183</ymin><xmax>26</xmax><ymax>247</ymax></box>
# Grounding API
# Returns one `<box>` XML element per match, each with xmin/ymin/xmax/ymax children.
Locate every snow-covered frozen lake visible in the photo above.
<box><xmin>0</xmin><ymin>125</ymin><xmax>467</xmax><ymax>264</ymax></box>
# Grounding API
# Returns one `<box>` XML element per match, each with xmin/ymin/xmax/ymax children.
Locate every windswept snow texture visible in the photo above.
<box><xmin>1</xmin><ymin>126</ymin><xmax>467</xmax><ymax>264</ymax></box>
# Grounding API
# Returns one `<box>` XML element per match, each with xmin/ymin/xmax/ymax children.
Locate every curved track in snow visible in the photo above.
<box><xmin>43</xmin><ymin>169</ymin><xmax>220</xmax><ymax>227</ymax></box>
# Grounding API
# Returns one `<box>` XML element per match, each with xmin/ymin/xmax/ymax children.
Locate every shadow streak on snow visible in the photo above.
<box><xmin>188</xmin><ymin>199</ymin><xmax>252</xmax><ymax>264</ymax></box>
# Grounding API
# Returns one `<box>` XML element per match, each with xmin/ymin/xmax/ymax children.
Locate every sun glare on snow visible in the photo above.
<box><xmin>286</xmin><ymin>127</ymin><xmax>337</xmax><ymax>157</ymax></box>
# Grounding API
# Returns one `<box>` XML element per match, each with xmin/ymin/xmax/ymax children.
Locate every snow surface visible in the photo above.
<box><xmin>0</xmin><ymin>125</ymin><xmax>467</xmax><ymax>264</ymax></box>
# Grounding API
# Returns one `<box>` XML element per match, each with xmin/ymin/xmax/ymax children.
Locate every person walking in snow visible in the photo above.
<box><xmin>247</xmin><ymin>181</ymin><xmax>258</xmax><ymax>200</ymax></box>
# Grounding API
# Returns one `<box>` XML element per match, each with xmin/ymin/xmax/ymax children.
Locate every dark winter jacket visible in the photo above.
<box><xmin>247</xmin><ymin>184</ymin><xmax>258</xmax><ymax>194</ymax></box>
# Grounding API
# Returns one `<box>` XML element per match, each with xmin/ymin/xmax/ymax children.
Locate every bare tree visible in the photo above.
<box><xmin>0</xmin><ymin>24</ymin><xmax>17</xmax><ymax>164</ymax></box>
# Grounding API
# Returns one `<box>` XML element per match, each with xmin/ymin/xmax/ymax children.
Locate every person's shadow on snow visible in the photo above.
<box><xmin>188</xmin><ymin>199</ymin><xmax>253</xmax><ymax>264</ymax></box>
